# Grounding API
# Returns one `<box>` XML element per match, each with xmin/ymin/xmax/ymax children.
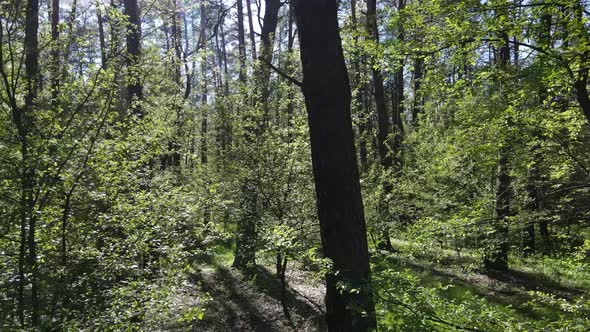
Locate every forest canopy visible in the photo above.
<box><xmin>1</xmin><ymin>0</ymin><xmax>589</xmax><ymax>331</ymax></box>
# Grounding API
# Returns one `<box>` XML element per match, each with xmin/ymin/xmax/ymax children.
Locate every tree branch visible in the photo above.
<box><xmin>258</xmin><ymin>56</ymin><xmax>303</xmax><ymax>88</ymax></box>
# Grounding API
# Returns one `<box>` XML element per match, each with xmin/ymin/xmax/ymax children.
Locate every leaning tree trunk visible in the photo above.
<box><xmin>292</xmin><ymin>1</ymin><xmax>376</xmax><ymax>330</ymax></box>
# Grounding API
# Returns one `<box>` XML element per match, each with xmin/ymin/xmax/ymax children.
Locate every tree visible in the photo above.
<box><xmin>123</xmin><ymin>0</ymin><xmax>143</xmax><ymax>117</ymax></box>
<box><xmin>292</xmin><ymin>0</ymin><xmax>376</xmax><ymax>330</ymax></box>
<box><xmin>232</xmin><ymin>0</ymin><xmax>283</xmax><ymax>271</ymax></box>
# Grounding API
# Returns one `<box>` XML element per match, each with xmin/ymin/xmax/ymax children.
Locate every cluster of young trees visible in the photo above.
<box><xmin>0</xmin><ymin>0</ymin><xmax>588</xmax><ymax>330</ymax></box>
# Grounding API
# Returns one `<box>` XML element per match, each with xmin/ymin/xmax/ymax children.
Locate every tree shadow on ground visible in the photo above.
<box><xmin>249</xmin><ymin>266</ymin><xmax>327</xmax><ymax>331</ymax></box>
<box><xmin>190</xmin><ymin>261</ymin><xmax>326</xmax><ymax>332</ymax></box>
<box><xmin>378</xmin><ymin>254</ymin><xmax>582</xmax><ymax>321</ymax></box>
<box><xmin>485</xmin><ymin>269</ymin><xmax>584</xmax><ymax>300</ymax></box>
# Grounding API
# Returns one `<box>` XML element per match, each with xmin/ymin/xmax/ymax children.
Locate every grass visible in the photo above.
<box><xmin>372</xmin><ymin>239</ymin><xmax>590</xmax><ymax>331</ymax></box>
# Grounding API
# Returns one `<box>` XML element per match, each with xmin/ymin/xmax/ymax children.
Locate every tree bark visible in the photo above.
<box><xmin>246</xmin><ymin>0</ymin><xmax>257</xmax><ymax>60</ymax></box>
<box><xmin>524</xmin><ymin>140</ymin><xmax>540</xmax><ymax>254</ymax></box>
<box><xmin>50</xmin><ymin>0</ymin><xmax>60</xmax><ymax>106</ymax></box>
<box><xmin>292</xmin><ymin>1</ymin><xmax>376</xmax><ymax>330</ymax></box>
<box><xmin>123</xmin><ymin>0</ymin><xmax>143</xmax><ymax>117</ymax></box>
<box><xmin>412</xmin><ymin>56</ymin><xmax>424</xmax><ymax>126</ymax></box>
<box><xmin>200</xmin><ymin>0</ymin><xmax>211</xmax><ymax>225</ymax></box>
<box><xmin>254</xmin><ymin>0</ymin><xmax>281</xmax><ymax>126</ymax></box>
<box><xmin>350</xmin><ymin>0</ymin><xmax>367</xmax><ymax>171</ymax></box>
<box><xmin>96</xmin><ymin>1</ymin><xmax>107</xmax><ymax>68</ymax></box>
<box><xmin>233</xmin><ymin>0</ymin><xmax>282</xmax><ymax>270</ymax></box>
<box><xmin>484</xmin><ymin>30</ymin><xmax>511</xmax><ymax>272</ymax></box>
<box><xmin>367</xmin><ymin>0</ymin><xmax>395</xmax><ymax>251</ymax></box>
<box><xmin>24</xmin><ymin>0</ymin><xmax>40</xmax><ymax>326</ymax></box>
<box><xmin>232</xmin><ymin>0</ymin><xmax>258</xmax><ymax>270</ymax></box>
<box><xmin>236</xmin><ymin>0</ymin><xmax>247</xmax><ymax>83</ymax></box>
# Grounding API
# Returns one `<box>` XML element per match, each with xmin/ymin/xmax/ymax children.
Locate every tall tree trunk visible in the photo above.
<box><xmin>484</xmin><ymin>30</ymin><xmax>511</xmax><ymax>272</ymax></box>
<box><xmin>200</xmin><ymin>0</ymin><xmax>211</xmax><ymax>224</ymax></box>
<box><xmin>233</xmin><ymin>0</ymin><xmax>282</xmax><ymax>270</ymax></box>
<box><xmin>572</xmin><ymin>0</ymin><xmax>590</xmax><ymax>124</ymax></box>
<box><xmin>218</xmin><ymin>7</ymin><xmax>231</xmax><ymax>149</ymax></box>
<box><xmin>350</xmin><ymin>0</ymin><xmax>367</xmax><ymax>171</ymax></box>
<box><xmin>412</xmin><ymin>56</ymin><xmax>424</xmax><ymax>126</ymax></box>
<box><xmin>96</xmin><ymin>1</ymin><xmax>107</xmax><ymax>68</ymax></box>
<box><xmin>24</xmin><ymin>0</ymin><xmax>40</xmax><ymax>326</ymax></box>
<box><xmin>232</xmin><ymin>0</ymin><xmax>257</xmax><ymax>270</ymax></box>
<box><xmin>171</xmin><ymin>1</ymin><xmax>183</xmax><ymax>86</ymax></box>
<box><xmin>285</xmin><ymin>4</ymin><xmax>295</xmax><ymax>130</ymax></box>
<box><xmin>246</xmin><ymin>0</ymin><xmax>257</xmax><ymax>60</ymax></box>
<box><xmin>236</xmin><ymin>0</ymin><xmax>247</xmax><ymax>83</ymax></box>
<box><xmin>392</xmin><ymin>0</ymin><xmax>405</xmax><ymax>157</ymax></box>
<box><xmin>123</xmin><ymin>0</ymin><xmax>143</xmax><ymax>117</ymax></box>
<box><xmin>292</xmin><ymin>1</ymin><xmax>376</xmax><ymax>330</ymax></box>
<box><xmin>254</xmin><ymin>0</ymin><xmax>281</xmax><ymax>126</ymax></box>
<box><xmin>367</xmin><ymin>0</ymin><xmax>394</xmax><ymax>251</ymax></box>
<box><xmin>50</xmin><ymin>0</ymin><xmax>60</xmax><ymax>106</ymax></box>
<box><xmin>536</xmin><ymin>9</ymin><xmax>554</xmax><ymax>251</ymax></box>
<box><xmin>524</xmin><ymin>140</ymin><xmax>540</xmax><ymax>254</ymax></box>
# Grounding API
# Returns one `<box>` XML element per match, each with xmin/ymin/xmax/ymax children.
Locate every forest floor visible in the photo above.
<box><xmin>186</xmin><ymin>240</ymin><xmax>588</xmax><ymax>331</ymax></box>
<box><xmin>190</xmin><ymin>245</ymin><xmax>327</xmax><ymax>332</ymax></box>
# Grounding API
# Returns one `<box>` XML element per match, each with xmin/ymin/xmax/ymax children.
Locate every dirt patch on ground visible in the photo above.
<box><xmin>191</xmin><ymin>263</ymin><xmax>327</xmax><ymax>332</ymax></box>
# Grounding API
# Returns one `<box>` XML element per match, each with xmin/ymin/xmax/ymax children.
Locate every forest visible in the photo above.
<box><xmin>1</xmin><ymin>0</ymin><xmax>589</xmax><ymax>330</ymax></box>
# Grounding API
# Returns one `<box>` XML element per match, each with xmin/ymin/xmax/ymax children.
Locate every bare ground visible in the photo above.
<box><xmin>191</xmin><ymin>262</ymin><xmax>327</xmax><ymax>332</ymax></box>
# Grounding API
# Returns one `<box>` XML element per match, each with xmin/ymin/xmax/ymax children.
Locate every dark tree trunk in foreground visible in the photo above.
<box><xmin>123</xmin><ymin>0</ymin><xmax>143</xmax><ymax>117</ymax></box>
<box><xmin>292</xmin><ymin>1</ymin><xmax>376</xmax><ymax>330</ymax></box>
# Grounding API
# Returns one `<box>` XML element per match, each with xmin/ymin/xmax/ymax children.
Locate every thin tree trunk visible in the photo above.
<box><xmin>236</xmin><ymin>0</ymin><xmax>247</xmax><ymax>83</ymax></box>
<box><xmin>246</xmin><ymin>0</ymin><xmax>257</xmax><ymax>60</ymax></box>
<box><xmin>200</xmin><ymin>0</ymin><xmax>210</xmax><ymax>224</ymax></box>
<box><xmin>485</xmin><ymin>30</ymin><xmax>511</xmax><ymax>272</ymax></box>
<box><xmin>367</xmin><ymin>0</ymin><xmax>394</xmax><ymax>251</ymax></box>
<box><xmin>232</xmin><ymin>0</ymin><xmax>257</xmax><ymax>270</ymax></box>
<box><xmin>351</xmin><ymin>0</ymin><xmax>367</xmax><ymax>171</ymax></box>
<box><xmin>292</xmin><ymin>1</ymin><xmax>376</xmax><ymax>330</ymax></box>
<box><xmin>24</xmin><ymin>0</ymin><xmax>40</xmax><ymax>326</ymax></box>
<box><xmin>50</xmin><ymin>0</ymin><xmax>60</xmax><ymax>106</ymax></box>
<box><xmin>285</xmin><ymin>4</ymin><xmax>295</xmax><ymax>131</ymax></box>
<box><xmin>412</xmin><ymin>56</ymin><xmax>423</xmax><ymax>126</ymax></box>
<box><xmin>524</xmin><ymin>140</ymin><xmax>540</xmax><ymax>254</ymax></box>
<box><xmin>254</xmin><ymin>0</ymin><xmax>281</xmax><ymax>126</ymax></box>
<box><xmin>123</xmin><ymin>0</ymin><xmax>143</xmax><ymax>117</ymax></box>
<box><xmin>233</xmin><ymin>0</ymin><xmax>283</xmax><ymax>271</ymax></box>
<box><xmin>96</xmin><ymin>1</ymin><xmax>107</xmax><ymax>68</ymax></box>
